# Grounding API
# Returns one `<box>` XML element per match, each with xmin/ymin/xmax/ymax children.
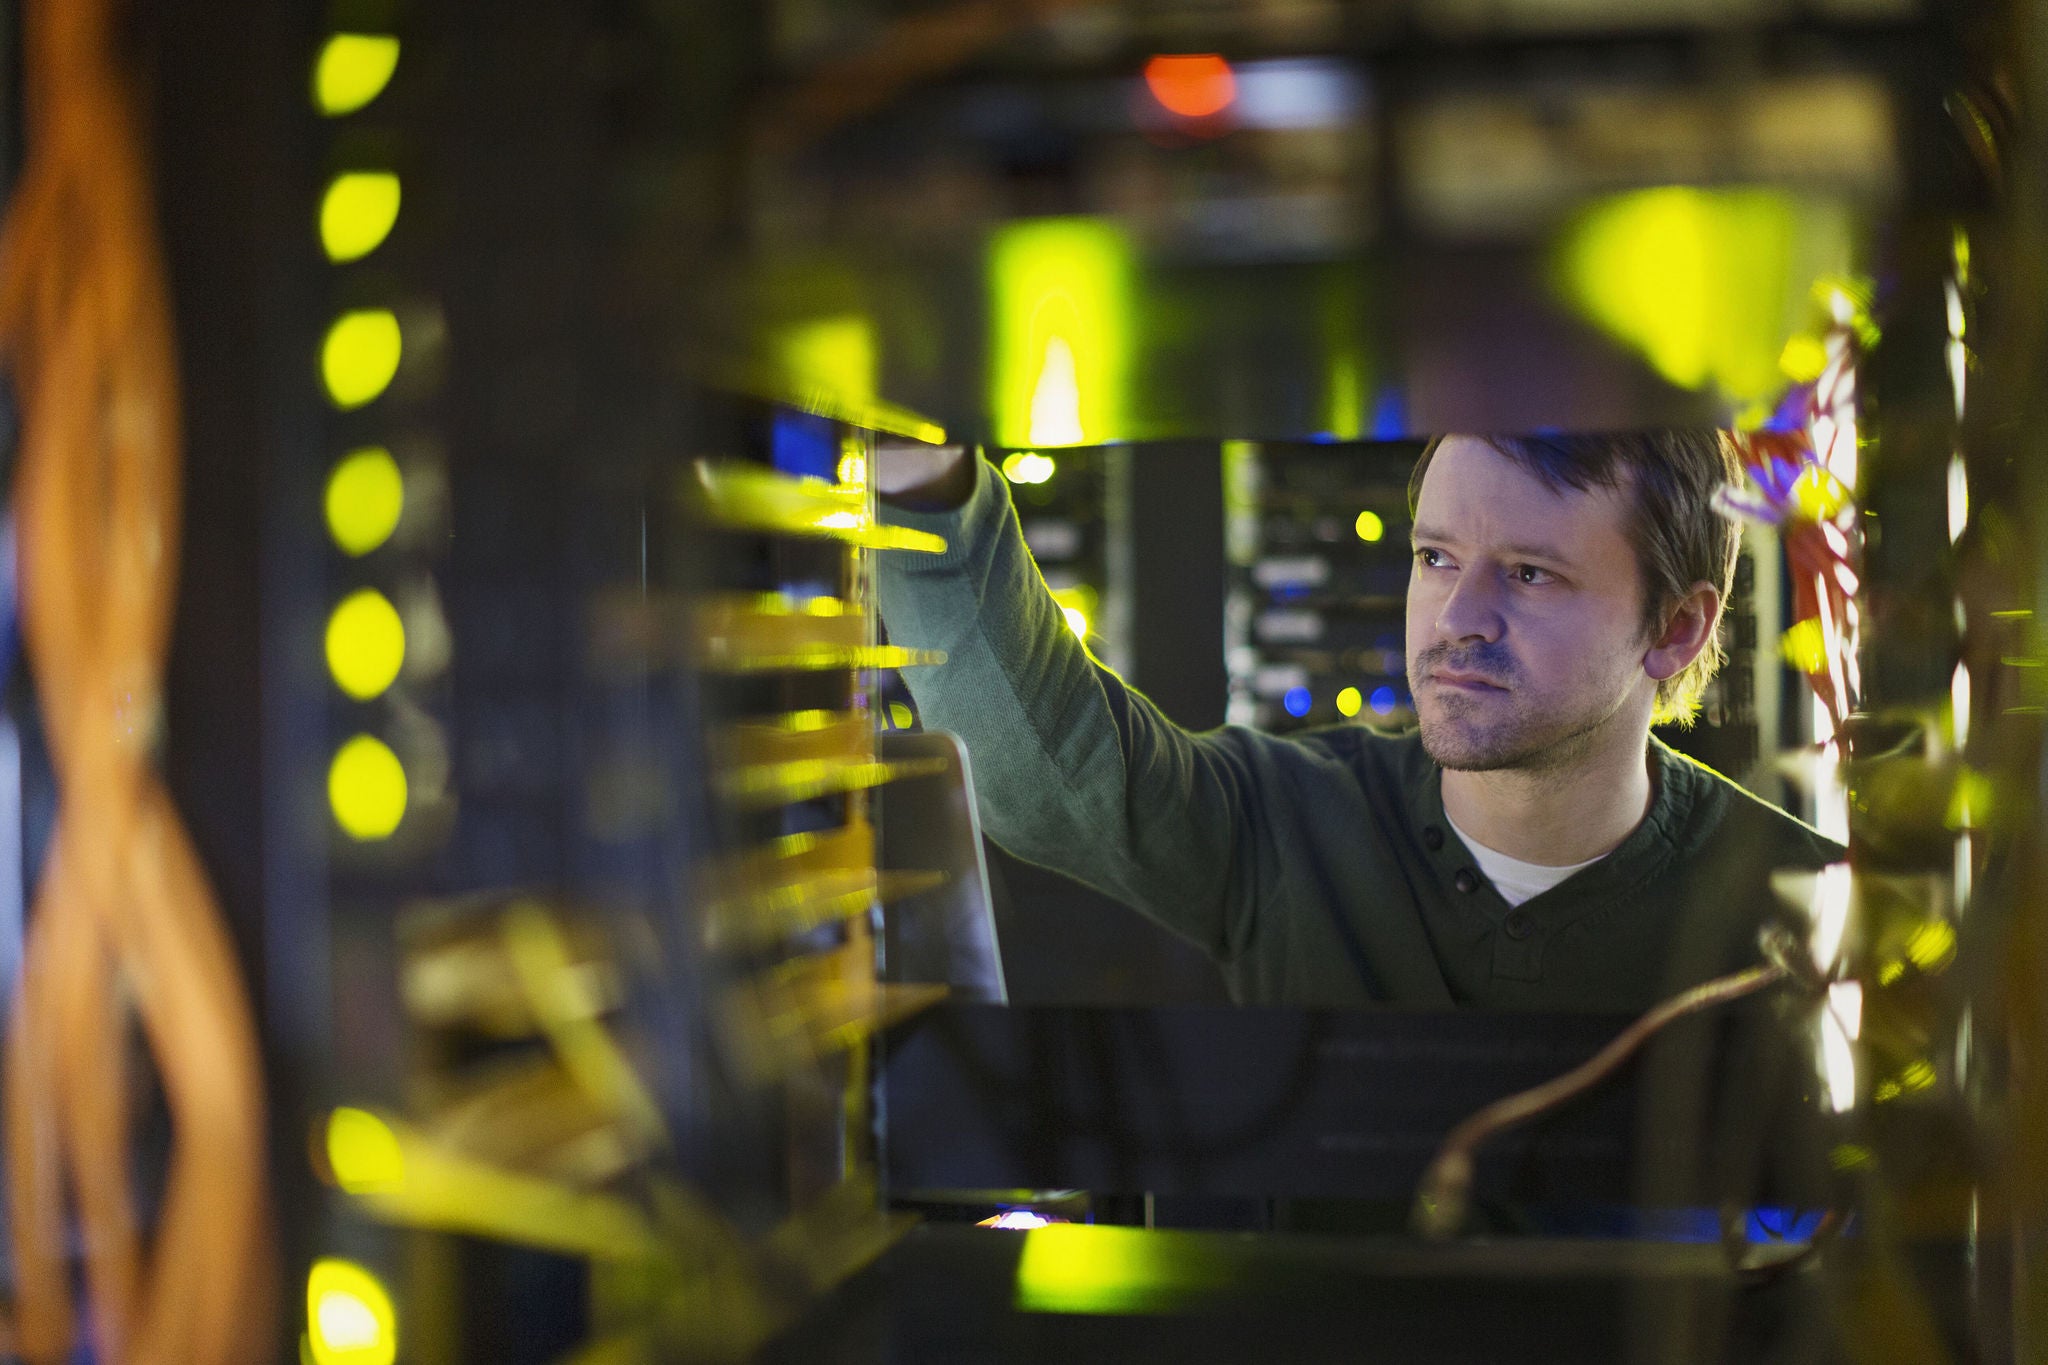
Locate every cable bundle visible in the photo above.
<box><xmin>1718</xmin><ymin>305</ymin><xmax>1871</xmax><ymax>730</ymax></box>
<box><xmin>0</xmin><ymin>1</ymin><xmax>272</xmax><ymax>1361</ymax></box>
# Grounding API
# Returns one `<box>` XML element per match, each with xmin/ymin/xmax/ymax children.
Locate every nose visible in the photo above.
<box><xmin>1434</xmin><ymin>566</ymin><xmax>1505</xmax><ymax>645</ymax></box>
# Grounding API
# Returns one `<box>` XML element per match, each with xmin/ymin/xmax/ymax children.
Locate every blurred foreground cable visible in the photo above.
<box><xmin>1412</xmin><ymin>955</ymin><xmax>1794</xmax><ymax>1241</ymax></box>
<box><xmin>0</xmin><ymin>2</ymin><xmax>272</xmax><ymax>1363</ymax></box>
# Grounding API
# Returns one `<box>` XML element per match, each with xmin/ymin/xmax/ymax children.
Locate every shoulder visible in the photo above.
<box><xmin>1199</xmin><ymin>719</ymin><xmax>1424</xmax><ymax>776</ymax></box>
<box><xmin>1250</xmin><ymin>722</ymin><xmax>1431</xmax><ymax>793</ymax></box>
<box><xmin>1655</xmin><ymin>739</ymin><xmax>1843</xmax><ymax>868</ymax></box>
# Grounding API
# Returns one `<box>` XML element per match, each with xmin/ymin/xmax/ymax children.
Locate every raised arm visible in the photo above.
<box><xmin>874</xmin><ymin>445</ymin><xmax>1261</xmax><ymax>960</ymax></box>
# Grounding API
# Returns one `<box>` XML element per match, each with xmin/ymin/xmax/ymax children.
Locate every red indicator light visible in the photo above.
<box><xmin>1143</xmin><ymin>54</ymin><xmax>1236</xmax><ymax>120</ymax></box>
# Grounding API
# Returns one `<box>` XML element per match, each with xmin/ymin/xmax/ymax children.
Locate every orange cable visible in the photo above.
<box><xmin>0</xmin><ymin>1</ymin><xmax>273</xmax><ymax>1362</ymax></box>
<box><xmin>1412</xmin><ymin>961</ymin><xmax>1792</xmax><ymax>1239</ymax></box>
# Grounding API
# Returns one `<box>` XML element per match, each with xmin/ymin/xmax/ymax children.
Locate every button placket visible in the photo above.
<box><xmin>1491</xmin><ymin>906</ymin><xmax>1546</xmax><ymax>980</ymax></box>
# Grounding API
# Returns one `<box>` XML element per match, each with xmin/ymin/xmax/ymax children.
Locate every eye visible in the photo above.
<box><xmin>1513</xmin><ymin>564</ymin><xmax>1554</xmax><ymax>585</ymax></box>
<box><xmin>1415</xmin><ymin>547</ymin><xmax>1445</xmax><ymax>568</ymax></box>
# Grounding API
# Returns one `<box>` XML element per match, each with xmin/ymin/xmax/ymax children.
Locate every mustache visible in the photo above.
<box><xmin>1411</xmin><ymin>641</ymin><xmax>1520</xmax><ymax>687</ymax></box>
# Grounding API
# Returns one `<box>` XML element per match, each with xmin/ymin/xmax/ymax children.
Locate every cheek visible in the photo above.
<box><xmin>1404</xmin><ymin>578</ymin><xmax>1441</xmax><ymax>649</ymax></box>
<box><xmin>1513</xmin><ymin>604</ymin><xmax>1640</xmax><ymax>684</ymax></box>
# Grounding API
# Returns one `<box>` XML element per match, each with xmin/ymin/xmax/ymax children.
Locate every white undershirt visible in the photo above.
<box><xmin>1444</xmin><ymin>812</ymin><xmax>1608</xmax><ymax>908</ymax></box>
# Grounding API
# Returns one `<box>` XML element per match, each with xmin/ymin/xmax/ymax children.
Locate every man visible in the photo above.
<box><xmin>874</xmin><ymin>433</ymin><xmax>1840</xmax><ymax>1009</ymax></box>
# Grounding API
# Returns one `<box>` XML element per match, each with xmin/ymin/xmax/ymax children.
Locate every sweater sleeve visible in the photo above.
<box><xmin>876</xmin><ymin>454</ymin><xmax>1260</xmax><ymax>960</ymax></box>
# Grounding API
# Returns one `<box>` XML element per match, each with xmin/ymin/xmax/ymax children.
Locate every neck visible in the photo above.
<box><xmin>1440</xmin><ymin>720</ymin><xmax>1656</xmax><ymax>866</ymax></box>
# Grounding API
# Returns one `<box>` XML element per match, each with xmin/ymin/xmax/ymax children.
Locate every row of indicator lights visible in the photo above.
<box><xmin>1284</xmin><ymin>685</ymin><xmax>1400</xmax><ymax>719</ymax></box>
<box><xmin>315</xmin><ymin>33</ymin><xmax>412</xmax><ymax>845</ymax></box>
<box><xmin>305</xmin><ymin>27</ymin><xmax>409</xmax><ymax>1365</ymax></box>
<box><xmin>1000</xmin><ymin>452</ymin><xmax>1089</xmax><ymax>633</ymax></box>
<box><xmin>1002</xmin><ymin>452</ymin><xmax>1388</xmax><ymax>548</ymax></box>
<box><xmin>1278</xmin><ymin>517</ymin><xmax>1397</xmax><ymax>719</ymax></box>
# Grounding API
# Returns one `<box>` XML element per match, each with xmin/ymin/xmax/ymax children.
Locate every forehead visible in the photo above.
<box><xmin>1414</xmin><ymin>436</ymin><xmax>1634</xmax><ymax>556</ymax></box>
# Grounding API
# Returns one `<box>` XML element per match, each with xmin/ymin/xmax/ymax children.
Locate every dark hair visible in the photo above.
<box><xmin>1406</xmin><ymin>431</ymin><xmax>1742</xmax><ymax>726</ymax></box>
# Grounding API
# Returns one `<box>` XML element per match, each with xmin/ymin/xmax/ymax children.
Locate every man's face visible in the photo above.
<box><xmin>1405</xmin><ymin>437</ymin><xmax>1660</xmax><ymax>772</ymax></box>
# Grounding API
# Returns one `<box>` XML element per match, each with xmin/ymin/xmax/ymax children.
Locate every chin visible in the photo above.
<box><xmin>1418</xmin><ymin>717</ymin><xmax>1509</xmax><ymax>772</ymax></box>
<box><xmin>1418</xmin><ymin>709</ymin><xmax>1560</xmax><ymax>773</ymax></box>
<box><xmin>1420</xmin><ymin>734</ymin><xmax>1517</xmax><ymax>773</ymax></box>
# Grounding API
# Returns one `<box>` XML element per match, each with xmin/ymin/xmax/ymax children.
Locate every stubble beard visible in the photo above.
<box><xmin>1415</xmin><ymin>689</ymin><xmax>1606</xmax><ymax>773</ymax></box>
<box><xmin>1408</xmin><ymin>641</ymin><xmax>1625</xmax><ymax>775</ymax></box>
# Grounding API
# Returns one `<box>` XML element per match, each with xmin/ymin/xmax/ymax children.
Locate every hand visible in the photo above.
<box><xmin>875</xmin><ymin>441</ymin><xmax>974</xmax><ymax>510</ymax></box>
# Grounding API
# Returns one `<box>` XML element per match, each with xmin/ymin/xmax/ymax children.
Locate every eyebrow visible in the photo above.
<box><xmin>1410</xmin><ymin>525</ymin><xmax>1577</xmax><ymax>566</ymax></box>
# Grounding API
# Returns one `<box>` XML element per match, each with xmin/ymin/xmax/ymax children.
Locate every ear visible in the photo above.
<box><xmin>1644</xmin><ymin>581</ymin><xmax>1722</xmax><ymax>683</ymax></box>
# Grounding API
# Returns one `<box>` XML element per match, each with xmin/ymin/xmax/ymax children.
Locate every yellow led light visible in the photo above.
<box><xmin>1790</xmin><ymin>466</ymin><xmax>1849</xmax><ymax>522</ymax></box>
<box><xmin>1001</xmin><ymin>452</ymin><xmax>1057</xmax><ymax>485</ymax></box>
<box><xmin>1778</xmin><ymin>334</ymin><xmax>1828</xmax><ymax>383</ymax></box>
<box><xmin>322</xmin><ymin>310</ymin><xmax>403</xmax><ymax>410</ymax></box>
<box><xmin>1826</xmin><ymin>1146</ymin><xmax>1875</xmax><ymax>1178</ymax></box>
<box><xmin>314</xmin><ymin>35</ymin><xmax>401</xmax><ymax>117</ymax></box>
<box><xmin>1354</xmin><ymin>510</ymin><xmax>1384</xmax><ymax>543</ymax></box>
<box><xmin>326</xmin><ymin>589</ymin><xmax>407</xmax><ymax>700</ymax></box>
<box><xmin>1780</xmin><ymin>619</ymin><xmax>1828</xmax><ymax>674</ymax></box>
<box><xmin>329</xmin><ymin>735</ymin><xmax>408</xmax><ymax>840</ymax></box>
<box><xmin>325</xmin><ymin>448</ymin><xmax>405</xmax><ymax>556</ymax></box>
<box><xmin>1947</xmin><ymin>768</ymin><xmax>1994</xmax><ymax>831</ymax></box>
<box><xmin>1050</xmin><ymin>585</ymin><xmax>1096</xmax><ymax>643</ymax></box>
<box><xmin>320</xmin><ymin>173</ymin><xmax>402</xmax><ymax>263</ymax></box>
<box><xmin>1904</xmin><ymin>920</ymin><xmax>1957</xmax><ymax>972</ymax></box>
<box><xmin>325</xmin><ymin>1108</ymin><xmax>405</xmax><ymax>1194</ymax></box>
<box><xmin>307</xmin><ymin>1258</ymin><xmax>397</xmax><ymax>1365</ymax></box>
<box><xmin>1336</xmin><ymin>686</ymin><xmax>1362</xmax><ymax>718</ymax></box>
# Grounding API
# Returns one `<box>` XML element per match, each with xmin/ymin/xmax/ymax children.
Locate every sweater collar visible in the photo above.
<box><xmin>1409</xmin><ymin>734</ymin><xmax>1697</xmax><ymax>900</ymax></box>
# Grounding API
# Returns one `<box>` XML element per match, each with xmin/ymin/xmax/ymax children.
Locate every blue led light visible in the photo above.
<box><xmin>1370</xmin><ymin>386</ymin><xmax>1407</xmax><ymax>441</ymax></box>
<box><xmin>1283</xmin><ymin>687</ymin><xmax>1312</xmax><ymax>718</ymax></box>
<box><xmin>1369</xmin><ymin>686</ymin><xmax>1397</xmax><ymax>716</ymax></box>
<box><xmin>771</xmin><ymin>410</ymin><xmax>838</xmax><ymax>480</ymax></box>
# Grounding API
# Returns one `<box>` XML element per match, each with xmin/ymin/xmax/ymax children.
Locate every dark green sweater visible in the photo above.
<box><xmin>878</xmin><ymin>457</ymin><xmax>1842</xmax><ymax>1009</ymax></box>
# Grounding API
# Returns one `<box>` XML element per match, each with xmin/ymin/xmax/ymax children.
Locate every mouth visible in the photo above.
<box><xmin>1428</xmin><ymin>671</ymin><xmax>1508</xmax><ymax>694</ymax></box>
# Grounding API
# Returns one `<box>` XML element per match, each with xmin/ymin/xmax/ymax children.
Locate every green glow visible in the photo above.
<box><xmin>1555</xmin><ymin>187</ymin><xmax>1853</xmax><ymax>406</ymax></box>
<box><xmin>1014</xmin><ymin>1226</ymin><xmax>1233</xmax><ymax>1316</ymax></box>
<box><xmin>1324</xmin><ymin>349</ymin><xmax>1365</xmax><ymax>440</ymax></box>
<box><xmin>989</xmin><ymin>219</ymin><xmax>1131</xmax><ymax>449</ymax></box>
<box><xmin>778</xmin><ymin>315</ymin><xmax>877</xmax><ymax>411</ymax></box>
